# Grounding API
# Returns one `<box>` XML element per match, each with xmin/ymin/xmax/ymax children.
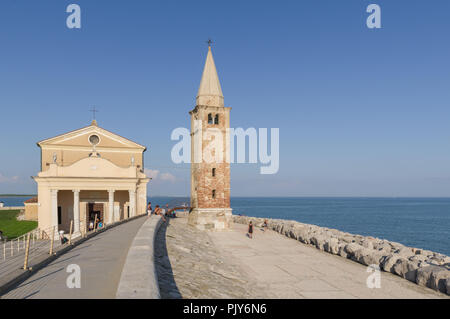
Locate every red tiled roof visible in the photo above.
<box><xmin>24</xmin><ymin>196</ymin><xmax>38</xmax><ymax>204</ymax></box>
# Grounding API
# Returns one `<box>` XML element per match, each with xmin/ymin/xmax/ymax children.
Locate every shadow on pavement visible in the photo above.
<box><xmin>154</xmin><ymin>218</ymin><xmax>182</xmax><ymax>299</ymax></box>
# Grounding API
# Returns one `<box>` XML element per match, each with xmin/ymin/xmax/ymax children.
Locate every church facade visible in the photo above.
<box><xmin>188</xmin><ymin>45</ymin><xmax>233</xmax><ymax>230</ymax></box>
<box><xmin>33</xmin><ymin>120</ymin><xmax>149</xmax><ymax>234</ymax></box>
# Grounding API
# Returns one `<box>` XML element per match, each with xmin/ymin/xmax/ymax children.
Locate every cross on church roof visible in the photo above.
<box><xmin>90</xmin><ymin>107</ymin><xmax>99</xmax><ymax>120</ymax></box>
<box><xmin>206</xmin><ymin>38</ymin><xmax>214</xmax><ymax>47</ymax></box>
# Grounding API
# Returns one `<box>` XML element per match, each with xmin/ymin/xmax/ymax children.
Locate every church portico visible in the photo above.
<box><xmin>33</xmin><ymin>120</ymin><xmax>150</xmax><ymax>233</ymax></box>
<box><xmin>37</xmin><ymin>181</ymin><xmax>144</xmax><ymax>233</ymax></box>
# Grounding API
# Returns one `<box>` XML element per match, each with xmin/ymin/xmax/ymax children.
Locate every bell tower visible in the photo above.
<box><xmin>188</xmin><ymin>44</ymin><xmax>232</xmax><ymax>230</ymax></box>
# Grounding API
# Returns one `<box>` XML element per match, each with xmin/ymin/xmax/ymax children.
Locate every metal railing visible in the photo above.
<box><xmin>0</xmin><ymin>212</ymin><xmax>146</xmax><ymax>281</ymax></box>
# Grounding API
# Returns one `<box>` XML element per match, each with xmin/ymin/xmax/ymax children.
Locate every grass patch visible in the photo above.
<box><xmin>0</xmin><ymin>210</ymin><xmax>38</xmax><ymax>240</ymax></box>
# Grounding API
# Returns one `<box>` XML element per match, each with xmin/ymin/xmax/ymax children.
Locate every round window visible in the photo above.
<box><xmin>89</xmin><ymin>135</ymin><xmax>100</xmax><ymax>146</ymax></box>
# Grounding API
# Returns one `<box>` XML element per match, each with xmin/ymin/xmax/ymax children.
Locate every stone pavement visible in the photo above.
<box><xmin>210</xmin><ymin>222</ymin><xmax>448</xmax><ymax>299</ymax></box>
<box><xmin>154</xmin><ymin>217</ymin><xmax>268</xmax><ymax>299</ymax></box>
<box><xmin>156</xmin><ymin>217</ymin><xmax>446</xmax><ymax>299</ymax></box>
<box><xmin>1</xmin><ymin>217</ymin><xmax>146</xmax><ymax>299</ymax></box>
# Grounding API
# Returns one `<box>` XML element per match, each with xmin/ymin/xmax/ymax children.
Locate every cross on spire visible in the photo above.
<box><xmin>89</xmin><ymin>106</ymin><xmax>99</xmax><ymax>120</ymax></box>
<box><xmin>206</xmin><ymin>38</ymin><xmax>214</xmax><ymax>48</ymax></box>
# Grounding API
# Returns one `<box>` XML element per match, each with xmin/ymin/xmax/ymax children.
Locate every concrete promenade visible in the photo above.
<box><xmin>210</xmin><ymin>223</ymin><xmax>447</xmax><ymax>299</ymax></box>
<box><xmin>1</xmin><ymin>217</ymin><xmax>146</xmax><ymax>299</ymax></box>
<box><xmin>158</xmin><ymin>217</ymin><xmax>447</xmax><ymax>299</ymax></box>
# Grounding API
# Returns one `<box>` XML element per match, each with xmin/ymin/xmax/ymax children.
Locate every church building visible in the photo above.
<box><xmin>33</xmin><ymin>120</ymin><xmax>149</xmax><ymax>234</ymax></box>
<box><xmin>188</xmin><ymin>45</ymin><xmax>233</xmax><ymax>230</ymax></box>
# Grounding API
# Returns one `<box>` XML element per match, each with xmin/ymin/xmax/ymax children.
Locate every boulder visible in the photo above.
<box><xmin>296</xmin><ymin>228</ymin><xmax>310</xmax><ymax>244</ymax></box>
<box><xmin>339</xmin><ymin>235</ymin><xmax>355</xmax><ymax>244</ymax></box>
<box><xmin>408</xmin><ymin>255</ymin><xmax>428</xmax><ymax>263</ymax></box>
<box><xmin>374</xmin><ymin>241</ymin><xmax>392</xmax><ymax>253</ymax></box>
<box><xmin>310</xmin><ymin>234</ymin><xmax>326</xmax><ymax>251</ymax></box>
<box><xmin>361</xmin><ymin>239</ymin><xmax>374</xmax><ymax>250</ymax></box>
<box><xmin>446</xmin><ymin>278</ymin><xmax>450</xmax><ymax>295</ymax></box>
<box><xmin>324</xmin><ymin>238</ymin><xmax>339</xmax><ymax>255</ymax></box>
<box><xmin>416</xmin><ymin>265</ymin><xmax>448</xmax><ymax>292</ymax></box>
<box><xmin>395</xmin><ymin>247</ymin><xmax>415</xmax><ymax>258</ymax></box>
<box><xmin>392</xmin><ymin>258</ymin><xmax>420</xmax><ymax>282</ymax></box>
<box><xmin>418</xmin><ymin>249</ymin><xmax>434</xmax><ymax>258</ymax></box>
<box><xmin>356</xmin><ymin>250</ymin><xmax>385</xmax><ymax>267</ymax></box>
<box><xmin>344</xmin><ymin>243</ymin><xmax>364</xmax><ymax>259</ymax></box>
<box><xmin>338</xmin><ymin>244</ymin><xmax>349</xmax><ymax>258</ymax></box>
<box><xmin>429</xmin><ymin>267</ymin><xmax>450</xmax><ymax>293</ymax></box>
<box><xmin>381</xmin><ymin>254</ymin><xmax>402</xmax><ymax>273</ymax></box>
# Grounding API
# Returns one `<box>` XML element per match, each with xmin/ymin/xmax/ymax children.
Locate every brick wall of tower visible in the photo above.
<box><xmin>190</xmin><ymin>105</ymin><xmax>231</xmax><ymax>209</ymax></box>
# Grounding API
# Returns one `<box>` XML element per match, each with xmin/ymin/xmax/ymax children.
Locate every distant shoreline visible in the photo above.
<box><xmin>0</xmin><ymin>194</ymin><xmax>36</xmax><ymax>197</ymax></box>
<box><xmin>2</xmin><ymin>195</ymin><xmax>450</xmax><ymax>199</ymax></box>
<box><xmin>148</xmin><ymin>195</ymin><xmax>450</xmax><ymax>199</ymax></box>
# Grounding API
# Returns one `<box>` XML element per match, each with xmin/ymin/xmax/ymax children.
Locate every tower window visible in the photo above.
<box><xmin>212</xmin><ymin>168</ymin><xmax>216</xmax><ymax>177</ymax></box>
<box><xmin>214</xmin><ymin>114</ymin><xmax>219</xmax><ymax>125</ymax></box>
<box><xmin>212</xmin><ymin>190</ymin><xmax>216</xmax><ymax>199</ymax></box>
<box><xmin>208</xmin><ymin>113</ymin><xmax>213</xmax><ymax>124</ymax></box>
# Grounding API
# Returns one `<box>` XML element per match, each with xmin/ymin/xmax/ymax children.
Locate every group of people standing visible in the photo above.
<box><xmin>88</xmin><ymin>217</ymin><xmax>104</xmax><ymax>231</ymax></box>
<box><xmin>146</xmin><ymin>202</ymin><xmax>177</xmax><ymax>222</ymax></box>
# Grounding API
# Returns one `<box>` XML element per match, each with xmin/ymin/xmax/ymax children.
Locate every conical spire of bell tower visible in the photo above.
<box><xmin>196</xmin><ymin>45</ymin><xmax>224</xmax><ymax>107</ymax></box>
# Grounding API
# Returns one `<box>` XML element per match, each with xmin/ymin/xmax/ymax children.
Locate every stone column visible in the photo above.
<box><xmin>73</xmin><ymin>190</ymin><xmax>80</xmax><ymax>233</ymax></box>
<box><xmin>51</xmin><ymin>189</ymin><xmax>59</xmax><ymax>229</ymax></box>
<box><xmin>129</xmin><ymin>190</ymin><xmax>136</xmax><ymax>218</ymax></box>
<box><xmin>108</xmin><ymin>190</ymin><xmax>115</xmax><ymax>223</ymax></box>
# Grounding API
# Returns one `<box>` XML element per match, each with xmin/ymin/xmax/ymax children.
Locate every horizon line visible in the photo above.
<box><xmin>2</xmin><ymin>194</ymin><xmax>450</xmax><ymax>199</ymax></box>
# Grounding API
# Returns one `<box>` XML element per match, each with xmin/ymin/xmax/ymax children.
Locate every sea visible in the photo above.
<box><xmin>1</xmin><ymin>196</ymin><xmax>449</xmax><ymax>256</ymax></box>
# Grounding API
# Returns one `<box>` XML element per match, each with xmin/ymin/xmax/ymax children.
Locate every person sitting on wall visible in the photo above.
<box><xmin>165</xmin><ymin>204</ymin><xmax>169</xmax><ymax>216</ymax></box>
<box><xmin>261</xmin><ymin>219</ymin><xmax>268</xmax><ymax>232</ymax></box>
<box><xmin>154</xmin><ymin>205</ymin><xmax>166</xmax><ymax>222</ymax></box>
<box><xmin>59</xmin><ymin>231</ymin><xmax>68</xmax><ymax>244</ymax></box>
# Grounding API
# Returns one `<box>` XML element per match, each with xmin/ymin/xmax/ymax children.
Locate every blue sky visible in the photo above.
<box><xmin>0</xmin><ymin>0</ymin><xmax>450</xmax><ymax>197</ymax></box>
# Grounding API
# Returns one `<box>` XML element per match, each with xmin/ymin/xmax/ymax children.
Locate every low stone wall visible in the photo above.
<box><xmin>233</xmin><ymin>215</ymin><xmax>450</xmax><ymax>296</ymax></box>
<box><xmin>116</xmin><ymin>215</ymin><xmax>163</xmax><ymax>299</ymax></box>
<box><xmin>0</xmin><ymin>207</ymin><xmax>24</xmax><ymax>211</ymax></box>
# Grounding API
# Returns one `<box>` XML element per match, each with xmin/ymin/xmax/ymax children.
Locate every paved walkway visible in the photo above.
<box><xmin>155</xmin><ymin>218</ymin><xmax>267</xmax><ymax>298</ymax></box>
<box><xmin>1</xmin><ymin>217</ymin><xmax>146</xmax><ymax>299</ymax></box>
<box><xmin>210</xmin><ymin>222</ymin><xmax>448</xmax><ymax>299</ymax></box>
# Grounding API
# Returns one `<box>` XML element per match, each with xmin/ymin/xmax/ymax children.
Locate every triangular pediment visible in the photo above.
<box><xmin>38</xmin><ymin>124</ymin><xmax>146</xmax><ymax>150</ymax></box>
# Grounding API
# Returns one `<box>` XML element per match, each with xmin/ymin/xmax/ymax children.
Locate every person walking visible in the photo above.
<box><xmin>248</xmin><ymin>221</ymin><xmax>254</xmax><ymax>239</ymax></box>
<box><xmin>147</xmin><ymin>202</ymin><xmax>152</xmax><ymax>217</ymax></box>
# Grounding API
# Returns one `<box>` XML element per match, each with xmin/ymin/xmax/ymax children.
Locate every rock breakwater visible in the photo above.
<box><xmin>233</xmin><ymin>215</ymin><xmax>450</xmax><ymax>295</ymax></box>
